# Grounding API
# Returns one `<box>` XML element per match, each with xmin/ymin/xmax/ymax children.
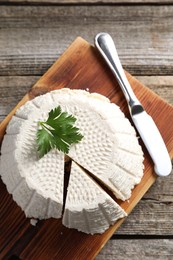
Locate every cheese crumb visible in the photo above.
<box><xmin>30</xmin><ymin>219</ymin><xmax>38</xmax><ymax>226</ymax></box>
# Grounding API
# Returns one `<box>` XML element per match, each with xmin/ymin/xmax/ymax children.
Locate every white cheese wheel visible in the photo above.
<box><xmin>0</xmin><ymin>88</ymin><xmax>144</xmax><ymax>233</ymax></box>
<box><xmin>62</xmin><ymin>161</ymin><xmax>126</xmax><ymax>234</ymax></box>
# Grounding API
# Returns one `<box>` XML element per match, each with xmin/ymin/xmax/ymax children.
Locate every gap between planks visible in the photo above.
<box><xmin>2</xmin><ymin>0</ymin><xmax>173</xmax><ymax>5</ymax></box>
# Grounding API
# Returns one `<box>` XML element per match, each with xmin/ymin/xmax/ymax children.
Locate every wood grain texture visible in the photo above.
<box><xmin>3</xmin><ymin>0</ymin><xmax>173</xmax><ymax>4</ymax></box>
<box><xmin>136</xmin><ymin>76</ymin><xmax>173</xmax><ymax>105</ymax></box>
<box><xmin>96</xmin><ymin>239</ymin><xmax>173</xmax><ymax>260</ymax></box>
<box><xmin>0</xmin><ymin>37</ymin><xmax>173</xmax><ymax>259</ymax></box>
<box><xmin>1</xmin><ymin>5</ymin><xmax>173</xmax><ymax>76</ymax></box>
<box><xmin>0</xmin><ymin>76</ymin><xmax>39</xmax><ymax>119</ymax></box>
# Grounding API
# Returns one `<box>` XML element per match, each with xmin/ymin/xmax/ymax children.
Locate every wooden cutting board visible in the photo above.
<box><xmin>0</xmin><ymin>37</ymin><xmax>173</xmax><ymax>260</ymax></box>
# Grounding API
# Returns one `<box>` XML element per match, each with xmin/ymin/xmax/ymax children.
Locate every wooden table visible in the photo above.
<box><xmin>0</xmin><ymin>1</ymin><xmax>173</xmax><ymax>259</ymax></box>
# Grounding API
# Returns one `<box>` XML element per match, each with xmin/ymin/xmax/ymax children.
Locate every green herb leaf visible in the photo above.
<box><xmin>36</xmin><ymin>106</ymin><xmax>83</xmax><ymax>158</ymax></box>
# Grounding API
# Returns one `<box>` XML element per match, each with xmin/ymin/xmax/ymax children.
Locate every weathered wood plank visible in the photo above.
<box><xmin>143</xmin><ymin>169</ymin><xmax>173</xmax><ymax>202</ymax></box>
<box><xmin>96</xmin><ymin>239</ymin><xmax>173</xmax><ymax>259</ymax></box>
<box><xmin>116</xmin><ymin>198</ymin><xmax>173</xmax><ymax>235</ymax></box>
<box><xmin>3</xmin><ymin>0</ymin><xmax>173</xmax><ymax>4</ymax></box>
<box><xmin>0</xmin><ymin>76</ymin><xmax>39</xmax><ymax>118</ymax></box>
<box><xmin>136</xmin><ymin>76</ymin><xmax>173</xmax><ymax>106</ymax></box>
<box><xmin>1</xmin><ymin>5</ymin><xmax>173</xmax><ymax>75</ymax></box>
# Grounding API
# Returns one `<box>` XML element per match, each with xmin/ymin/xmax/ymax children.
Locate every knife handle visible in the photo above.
<box><xmin>133</xmin><ymin>112</ymin><xmax>172</xmax><ymax>176</ymax></box>
<box><xmin>95</xmin><ymin>32</ymin><xmax>141</xmax><ymax>108</ymax></box>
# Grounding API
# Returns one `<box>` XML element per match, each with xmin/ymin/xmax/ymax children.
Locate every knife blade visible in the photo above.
<box><xmin>95</xmin><ymin>32</ymin><xmax>172</xmax><ymax>177</ymax></box>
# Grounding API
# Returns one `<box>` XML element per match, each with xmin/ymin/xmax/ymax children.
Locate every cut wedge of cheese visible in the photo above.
<box><xmin>0</xmin><ymin>88</ymin><xmax>144</xmax><ymax>234</ymax></box>
<box><xmin>63</xmin><ymin>161</ymin><xmax>127</xmax><ymax>234</ymax></box>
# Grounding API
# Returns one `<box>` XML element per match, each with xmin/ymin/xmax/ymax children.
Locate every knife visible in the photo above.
<box><xmin>95</xmin><ymin>32</ymin><xmax>172</xmax><ymax>177</ymax></box>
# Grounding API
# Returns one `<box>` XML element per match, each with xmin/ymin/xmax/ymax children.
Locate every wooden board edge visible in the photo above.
<box><xmin>30</xmin><ymin>37</ymin><xmax>90</xmax><ymax>95</ymax></box>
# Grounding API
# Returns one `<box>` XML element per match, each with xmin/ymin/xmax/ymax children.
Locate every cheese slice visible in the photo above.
<box><xmin>62</xmin><ymin>161</ymin><xmax>126</xmax><ymax>234</ymax></box>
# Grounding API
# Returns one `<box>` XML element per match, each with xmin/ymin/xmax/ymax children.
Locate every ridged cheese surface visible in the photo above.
<box><xmin>52</xmin><ymin>88</ymin><xmax>144</xmax><ymax>200</ymax></box>
<box><xmin>63</xmin><ymin>161</ymin><xmax>126</xmax><ymax>234</ymax></box>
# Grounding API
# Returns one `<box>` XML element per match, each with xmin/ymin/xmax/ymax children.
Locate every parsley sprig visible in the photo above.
<box><xmin>36</xmin><ymin>106</ymin><xmax>83</xmax><ymax>158</ymax></box>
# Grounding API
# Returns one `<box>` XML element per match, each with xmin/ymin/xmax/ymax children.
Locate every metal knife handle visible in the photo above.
<box><xmin>133</xmin><ymin>111</ymin><xmax>172</xmax><ymax>177</ymax></box>
<box><xmin>95</xmin><ymin>32</ymin><xmax>141</xmax><ymax>110</ymax></box>
<box><xmin>95</xmin><ymin>32</ymin><xmax>172</xmax><ymax>177</ymax></box>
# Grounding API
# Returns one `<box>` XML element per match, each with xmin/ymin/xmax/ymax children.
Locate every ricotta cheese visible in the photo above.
<box><xmin>62</xmin><ymin>161</ymin><xmax>127</xmax><ymax>234</ymax></box>
<box><xmin>0</xmin><ymin>88</ymin><xmax>144</xmax><ymax>233</ymax></box>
